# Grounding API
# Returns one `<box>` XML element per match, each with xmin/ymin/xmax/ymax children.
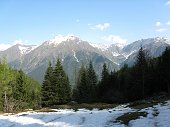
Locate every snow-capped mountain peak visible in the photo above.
<box><xmin>46</xmin><ymin>34</ymin><xmax>79</xmax><ymax>46</ymax></box>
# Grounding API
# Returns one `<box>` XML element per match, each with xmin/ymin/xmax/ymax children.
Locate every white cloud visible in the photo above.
<box><xmin>166</xmin><ymin>21</ymin><xmax>170</xmax><ymax>25</ymax></box>
<box><xmin>91</xmin><ymin>23</ymin><xmax>111</xmax><ymax>30</ymax></box>
<box><xmin>102</xmin><ymin>35</ymin><xmax>127</xmax><ymax>47</ymax></box>
<box><xmin>155</xmin><ymin>22</ymin><xmax>161</xmax><ymax>27</ymax></box>
<box><xmin>156</xmin><ymin>28</ymin><xmax>168</xmax><ymax>32</ymax></box>
<box><xmin>165</xmin><ymin>1</ymin><xmax>170</xmax><ymax>6</ymax></box>
<box><xmin>95</xmin><ymin>23</ymin><xmax>110</xmax><ymax>30</ymax></box>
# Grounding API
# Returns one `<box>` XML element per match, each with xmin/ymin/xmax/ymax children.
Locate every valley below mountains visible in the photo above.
<box><xmin>0</xmin><ymin>35</ymin><xmax>170</xmax><ymax>85</ymax></box>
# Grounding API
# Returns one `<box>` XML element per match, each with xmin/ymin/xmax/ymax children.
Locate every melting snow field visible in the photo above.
<box><xmin>0</xmin><ymin>101</ymin><xmax>170</xmax><ymax>127</ymax></box>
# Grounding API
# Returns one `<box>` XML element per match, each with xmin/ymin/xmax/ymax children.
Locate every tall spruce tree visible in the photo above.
<box><xmin>101</xmin><ymin>63</ymin><xmax>109</xmax><ymax>84</ymax></box>
<box><xmin>87</xmin><ymin>61</ymin><xmax>97</xmax><ymax>102</ymax></box>
<box><xmin>98</xmin><ymin>63</ymin><xmax>110</xmax><ymax>101</ymax></box>
<box><xmin>158</xmin><ymin>47</ymin><xmax>170</xmax><ymax>93</ymax></box>
<box><xmin>53</xmin><ymin>59</ymin><xmax>71</xmax><ymax>104</ymax></box>
<box><xmin>41</xmin><ymin>62</ymin><xmax>54</xmax><ymax>107</ymax></box>
<box><xmin>128</xmin><ymin>47</ymin><xmax>149</xmax><ymax>100</ymax></box>
<box><xmin>74</xmin><ymin>62</ymin><xmax>97</xmax><ymax>103</ymax></box>
<box><xmin>74</xmin><ymin>65</ymin><xmax>89</xmax><ymax>103</ymax></box>
<box><xmin>14</xmin><ymin>70</ymin><xmax>26</xmax><ymax>101</ymax></box>
<box><xmin>115</xmin><ymin>64</ymin><xmax>129</xmax><ymax>102</ymax></box>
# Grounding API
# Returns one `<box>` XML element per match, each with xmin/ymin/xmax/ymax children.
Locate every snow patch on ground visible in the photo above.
<box><xmin>0</xmin><ymin>104</ymin><xmax>131</xmax><ymax>127</ymax></box>
<box><xmin>0</xmin><ymin>101</ymin><xmax>170</xmax><ymax>127</ymax></box>
<box><xmin>129</xmin><ymin>100</ymin><xmax>170</xmax><ymax>127</ymax></box>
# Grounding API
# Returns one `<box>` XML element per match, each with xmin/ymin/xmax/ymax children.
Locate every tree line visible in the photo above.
<box><xmin>42</xmin><ymin>47</ymin><xmax>170</xmax><ymax>106</ymax></box>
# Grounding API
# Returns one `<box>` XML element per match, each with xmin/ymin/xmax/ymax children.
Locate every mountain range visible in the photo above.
<box><xmin>0</xmin><ymin>35</ymin><xmax>170</xmax><ymax>85</ymax></box>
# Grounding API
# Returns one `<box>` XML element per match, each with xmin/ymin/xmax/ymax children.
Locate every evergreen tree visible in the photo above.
<box><xmin>64</xmin><ymin>76</ymin><xmax>71</xmax><ymax>102</ymax></box>
<box><xmin>98</xmin><ymin>63</ymin><xmax>110</xmax><ymax>101</ymax></box>
<box><xmin>87</xmin><ymin>61</ymin><xmax>97</xmax><ymax>102</ymax></box>
<box><xmin>145</xmin><ymin>58</ymin><xmax>157</xmax><ymax>95</ymax></box>
<box><xmin>158</xmin><ymin>47</ymin><xmax>170</xmax><ymax>93</ymax></box>
<box><xmin>101</xmin><ymin>63</ymin><xmax>109</xmax><ymax>82</ymax></box>
<box><xmin>53</xmin><ymin>59</ymin><xmax>71</xmax><ymax>104</ymax></box>
<box><xmin>41</xmin><ymin>62</ymin><xmax>54</xmax><ymax>107</ymax></box>
<box><xmin>74</xmin><ymin>62</ymin><xmax>98</xmax><ymax>103</ymax></box>
<box><xmin>14</xmin><ymin>70</ymin><xmax>26</xmax><ymax>101</ymax></box>
<box><xmin>74</xmin><ymin>65</ymin><xmax>89</xmax><ymax>103</ymax></box>
<box><xmin>119</xmin><ymin>64</ymin><xmax>129</xmax><ymax>89</ymax></box>
<box><xmin>128</xmin><ymin>47</ymin><xmax>150</xmax><ymax>100</ymax></box>
<box><xmin>116</xmin><ymin>64</ymin><xmax>129</xmax><ymax>102</ymax></box>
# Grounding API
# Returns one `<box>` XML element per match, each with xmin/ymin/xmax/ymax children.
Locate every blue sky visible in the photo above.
<box><xmin>0</xmin><ymin>0</ymin><xmax>170</xmax><ymax>49</ymax></box>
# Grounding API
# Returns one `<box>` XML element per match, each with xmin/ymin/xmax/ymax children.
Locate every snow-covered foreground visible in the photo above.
<box><xmin>129</xmin><ymin>100</ymin><xmax>170</xmax><ymax>127</ymax></box>
<box><xmin>0</xmin><ymin>100</ymin><xmax>170</xmax><ymax>127</ymax></box>
<box><xmin>0</xmin><ymin>105</ymin><xmax>131</xmax><ymax>127</ymax></box>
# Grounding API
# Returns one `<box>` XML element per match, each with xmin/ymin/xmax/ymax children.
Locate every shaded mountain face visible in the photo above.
<box><xmin>0</xmin><ymin>36</ymin><xmax>170</xmax><ymax>85</ymax></box>
<box><xmin>121</xmin><ymin>37</ymin><xmax>170</xmax><ymax>66</ymax></box>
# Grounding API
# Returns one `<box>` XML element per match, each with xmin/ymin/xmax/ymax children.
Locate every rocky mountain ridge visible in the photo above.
<box><xmin>0</xmin><ymin>36</ymin><xmax>169</xmax><ymax>84</ymax></box>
